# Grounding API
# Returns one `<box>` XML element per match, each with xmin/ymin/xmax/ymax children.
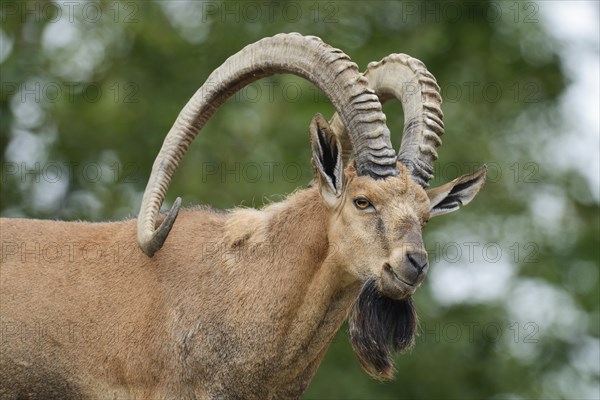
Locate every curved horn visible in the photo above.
<box><xmin>137</xmin><ymin>33</ymin><xmax>398</xmax><ymax>256</ymax></box>
<box><xmin>329</xmin><ymin>54</ymin><xmax>444</xmax><ymax>187</ymax></box>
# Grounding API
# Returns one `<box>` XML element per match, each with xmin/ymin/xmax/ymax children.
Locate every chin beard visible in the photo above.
<box><xmin>348</xmin><ymin>278</ymin><xmax>418</xmax><ymax>380</ymax></box>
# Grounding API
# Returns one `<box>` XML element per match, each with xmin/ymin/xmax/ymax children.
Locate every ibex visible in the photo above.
<box><xmin>0</xmin><ymin>33</ymin><xmax>486</xmax><ymax>399</ymax></box>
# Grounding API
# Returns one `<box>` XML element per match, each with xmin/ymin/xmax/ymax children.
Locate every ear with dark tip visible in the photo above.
<box><xmin>427</xmin><ymin>165</ymin><xmax>487</xmax><ymax>218</ymax></box>
<box><xmin>310</xmin><ymin>113</ymin><xmax>344</xmax><ymax>207</ymax></box>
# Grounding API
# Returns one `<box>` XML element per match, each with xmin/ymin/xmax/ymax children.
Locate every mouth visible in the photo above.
<box><xmin>384</xmin><ymin>263</ymin><xmax>415</xmax><ymax>287</ymax></box>
<box><xmin>381</xmin><ymin>263</ymin><xmax>416</xmax><ymax>300</ymax></box>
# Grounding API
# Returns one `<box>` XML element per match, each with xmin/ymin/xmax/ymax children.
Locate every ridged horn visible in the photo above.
<box><xmin>137</xmin><ymin>33</ymin><xmax>398</xmax><ymax>256</ymax></box>
<box><xmin>329</xmin><ymin>54</ymin><xmax>444</xmax><ymax>187</ymax></box>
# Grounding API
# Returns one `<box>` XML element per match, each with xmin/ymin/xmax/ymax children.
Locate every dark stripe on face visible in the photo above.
<box><xmin>375</xmin><ymin>216</ymin><xmax>389</xmax><ymax>251</ymax></box>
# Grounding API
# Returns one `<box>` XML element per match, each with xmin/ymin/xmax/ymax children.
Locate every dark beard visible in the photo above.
<box><xmin>348</xmin><ymin>278</ymin><xmax>418</xmax><ymax>380</ymax></box>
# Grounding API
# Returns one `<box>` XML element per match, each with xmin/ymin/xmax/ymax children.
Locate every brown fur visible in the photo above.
<box><xmin>0</xmin><ymin>160</ymin><xmax>485</xmax><ymax>399</ymax></box>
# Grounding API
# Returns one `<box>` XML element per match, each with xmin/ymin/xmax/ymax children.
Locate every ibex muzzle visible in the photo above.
<box><xmin>382</xmin><ymin>231</ymin><xmax>429</xmax><ymax>300</ymax></box>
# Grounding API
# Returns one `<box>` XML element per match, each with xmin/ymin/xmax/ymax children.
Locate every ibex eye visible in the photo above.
<box><xmin>354</xmin><ymin>197</ymin><xmax>372</xmax><ymax>210</ymax></box>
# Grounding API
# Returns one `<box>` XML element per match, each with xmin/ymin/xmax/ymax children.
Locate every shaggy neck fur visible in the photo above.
<box><xmin>160</xmin><ymin>187</ymin><xmax>364</xmax><ymax>397</ymax></box>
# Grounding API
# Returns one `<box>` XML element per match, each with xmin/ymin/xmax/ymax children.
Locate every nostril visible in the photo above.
<box><xmin>407</xmin><ymin>252</ymin><xmax>428</xmax><ymax>273</ymax></box>
<box><xmin>406</xmin><ymin>253</ymin><xmax>418</xmax><ymax>270</ymax></box>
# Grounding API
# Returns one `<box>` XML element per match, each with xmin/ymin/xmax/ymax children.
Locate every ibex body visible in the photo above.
<box><xmin>1</xmin><ymin>190</ymin><xmax>359</xmax><ymax>399</ymax></box>
<box><xmin>0</xmin><ymin>33</ymin><xmax>486</xmax><ymax>399</ymax></box>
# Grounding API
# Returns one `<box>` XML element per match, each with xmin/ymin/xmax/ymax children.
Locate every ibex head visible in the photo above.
<box><xmin>311</xmin><ymin>121</ymin><xmax>484</xmax><ymax>300</ymax></box>
<box><xmin>308</xmin><ymin>54</ymin><xmax>486</xmax><ymax>301</ymax></box>
<box><xmin>306</xmin><ymin>54</ymin><xmax>486</xmax><ymax>379</ymax></box>
<box><xmin>136</xmin><ymin>34</ymin><xmax>486</xmax><ymax>380</ymax></box>
<box><xmin>310</xmin><ymin>116</ymin><xmax>485</xmax><ymax>377</ymax></box>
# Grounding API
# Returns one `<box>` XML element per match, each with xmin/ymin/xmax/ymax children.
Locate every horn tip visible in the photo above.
<box><xmin>139</xmin><ymin>197</ymin><xmax>182</xmax><ymax>257</ymax></box>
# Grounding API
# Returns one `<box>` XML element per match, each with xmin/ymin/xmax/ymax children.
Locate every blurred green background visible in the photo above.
<box><xmin>1</xmin><ymin>1</ymin><xmax>598</xmax><ymax>399</ymax></box>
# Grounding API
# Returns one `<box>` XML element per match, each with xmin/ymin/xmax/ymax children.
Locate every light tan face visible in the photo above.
<box><xmin>309</xmin><ymin>113</ymin><xmax>486</xmax><ymax>300</ymax></box>
<box><xmin>328</xmin><ymin>164</ymin><xmax>430</xmax><ymax>300</ymax></box>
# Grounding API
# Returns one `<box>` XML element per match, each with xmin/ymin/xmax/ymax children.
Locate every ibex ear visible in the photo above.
<box><xmin>310</xmin><ymin>113</ymin><xmax>344</xmax><ymax>207</ymax></box>
<box><xmin>427</xmin><ymin>165</ymin><xmax>487</xmax><ymax>218</ymax></box>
